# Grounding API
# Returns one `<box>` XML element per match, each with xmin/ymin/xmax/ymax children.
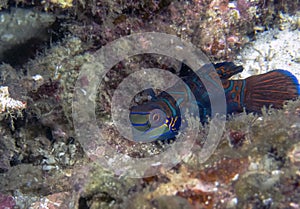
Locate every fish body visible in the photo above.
<box><xmin>130</xmin><ymin>62</ymin><xmax>300</xmax><ymax>141</ymax></box>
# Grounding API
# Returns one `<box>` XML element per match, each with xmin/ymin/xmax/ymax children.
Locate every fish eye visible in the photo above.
<box><xmin>149</xmin><ymin>109</ymin><xmax>166</xmax><ymax>128</ymax></box>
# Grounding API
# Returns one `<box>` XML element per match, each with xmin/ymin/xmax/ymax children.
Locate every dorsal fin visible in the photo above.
<box><xmin>214</xmin><ymin>62</ymin><xmax>243</xmax><ymax>79</ymax></box>
<box><xmin>179</xmin><ymin>62</ymin><xmax>243</xmax><ymax>79</ymax></box>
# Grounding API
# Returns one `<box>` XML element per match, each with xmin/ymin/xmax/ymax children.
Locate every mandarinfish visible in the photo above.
<box><xmin>129</xmin><ymin>62</ymin><xmax>300</xmax><ymax>142</ymax></box>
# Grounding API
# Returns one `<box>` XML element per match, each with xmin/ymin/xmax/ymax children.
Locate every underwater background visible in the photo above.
<box><xmin>0</xmin><ymin>0</ymin><xmax>300</xmax><ymax>208</ymax></box>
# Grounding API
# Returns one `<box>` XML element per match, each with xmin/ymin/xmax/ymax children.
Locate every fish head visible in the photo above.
<box><xmin>129</xmin><ymin>100</ymin><xmax>180</xmax><ymax>142</ymax></box>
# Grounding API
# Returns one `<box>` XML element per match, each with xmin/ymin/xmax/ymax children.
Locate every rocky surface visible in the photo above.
<box><xmin>0</xmin><ymin>1</ymin><xmax>299</xmax><ymax>208</ymax></box>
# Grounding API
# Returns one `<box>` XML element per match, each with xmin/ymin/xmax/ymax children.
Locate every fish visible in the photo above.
<box><xmin>129</xmin><ymin>62</ymin><xmax>300</xmax><ymax>141</ymax></box>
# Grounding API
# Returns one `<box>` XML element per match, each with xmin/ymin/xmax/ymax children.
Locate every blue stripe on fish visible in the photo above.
<box><xmin>130</xmin><ymin>112</ymin><xmax>151</xmax><ymax>115</ymax></box>
<box><xmin>131</xmin><ymin>122</ymin><xmax>149</xmax><ymax>126</ymax></box>
<box><xmin>276</xmin><ymin>70</ymin><xmax>300</xmax><ymax>94</ymax></box>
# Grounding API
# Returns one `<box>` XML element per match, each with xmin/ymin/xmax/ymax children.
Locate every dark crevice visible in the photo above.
<box><xmin>1</xmin><ymin>17</ymin><xmax>67</xmax><ymax>68</ymax></box>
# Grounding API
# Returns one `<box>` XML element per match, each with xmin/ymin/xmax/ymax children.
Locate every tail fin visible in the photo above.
<box><xmin>244</xmin><ymin>70</ymin><xmax>300</xmax><ymax>112</ymax></box>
